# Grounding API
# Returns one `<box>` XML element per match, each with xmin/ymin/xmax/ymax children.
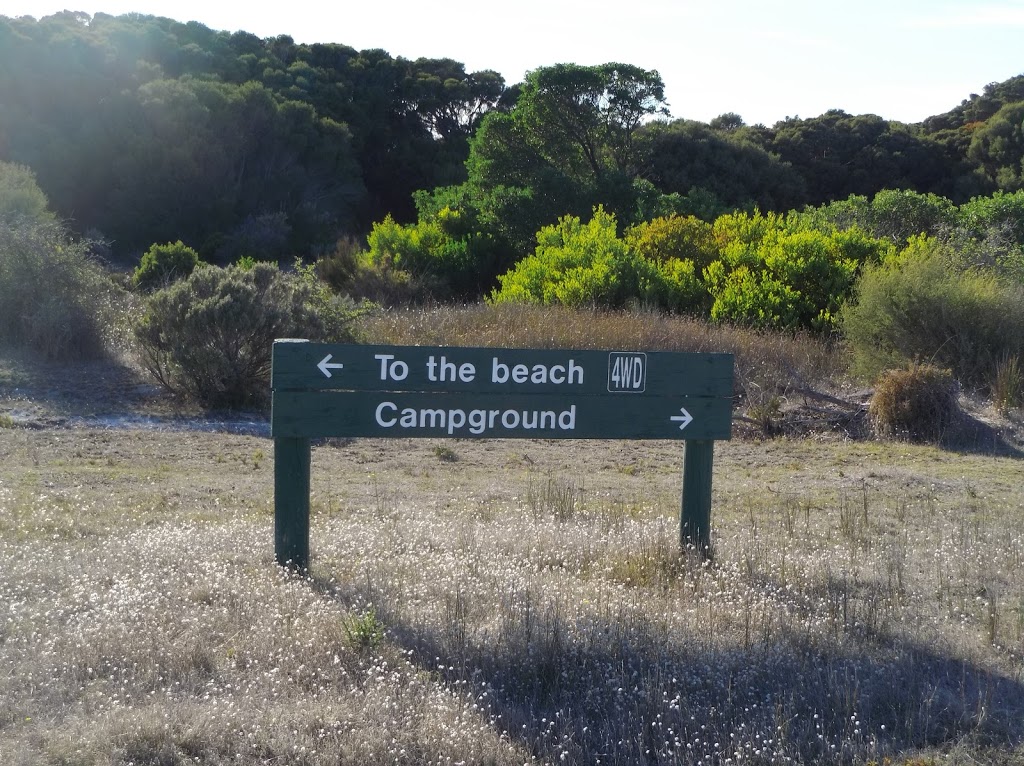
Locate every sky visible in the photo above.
<box><xmin>4</xmin><ymin>0</ymin><xmax>1023</xmax><ymax>126</ymax></box>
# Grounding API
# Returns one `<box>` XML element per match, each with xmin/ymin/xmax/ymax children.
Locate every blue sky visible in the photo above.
<box><xmin>5</xmin><ymin>0</ymin><xmax>1023</xmax><ymax>126</ymax></box>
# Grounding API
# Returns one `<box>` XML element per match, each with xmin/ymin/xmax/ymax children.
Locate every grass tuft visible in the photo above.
<box><xmin>870</xmin><ymin>364</ymin><xmax>961</xmax><ymax>443</ymax></box>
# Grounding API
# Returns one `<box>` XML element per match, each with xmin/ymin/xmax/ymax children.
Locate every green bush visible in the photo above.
<box><xmin>134</xmin><ymin>263</ymin><xmax>356</xmax><ymax>408</ymax></box>
<box><xmin>365</xmin><ymin>207</ymin><xmax>497</xmax><ymax>299</ymax></box>
<box><xmin>647</xmin><ymin>257</ymin><xmax>708</xmax><ymax>314</ymax></box>
<box><xmin>133</xmin><ymin>240</ymin><xmax>200</xmax><ymax>292</ymax></box>
<box><xmin>704</xmin><ymin>263</ymin><xmax>807</xmax><ymax>329</ymax></box>
<box><xmin>798</xmin><ymin>190</ymin><xmax>957</xmax><ymax>246</ymax></box>
<box><xmin>957</xmin><ymin>190</ymin><xmax>1024</xmax><ymax>244</ymax></box>
<box><xmin>317</xmin><ymin>234</ymin><xmax>434</xmax><ymax>306</ymax></box>
<box><xmin>490</xmin><ymin>208</ymin><xmax>659</xmax><ymax>309</ymax></box>
<box><xmin>0</xmin><ymin>218</ymin><xmax>116</xmax><ymax>359</ymax></box>
<box><xmin>869</xmin><ymin>364</ymin><xmax>961</xmax><ymax>442</ymax></box>
<box><xmin>945</xmin><ymin>191</ymin><xmax>1024</xmax><ymax>280</ymax></box>
<box><xmin>491</xmin><ymin>208</ymin><xmax>724</xmax><ymax>314</ymax></box>
<box><xmin>0</xmin><ymin>161</ymin><xmax>55</xmax><ymax>225</ymax></box>
<box><xmin>625</xmin><ymin>214</ymin><xmax>718</xmax><ymax>268</ymax></box>
<box><xmin>705</xmin><ymin>224</ymin><xmax>889</xmax><ymax>331</ymax></box>
<box><xmin>841</xmin><ymin>236</ymin><xmax>1024</xmax><ymax>386</ymax></box>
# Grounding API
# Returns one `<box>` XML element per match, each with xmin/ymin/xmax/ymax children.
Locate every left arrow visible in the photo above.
<box><xmin>317</xmin><ymin>354</ymin><xmax>345</xmax><ymax>378</ymax></box>
<box><xmin>669</xmin><ymin>407</ymin><xmax>693</xmax><ymax>430</ymax></box>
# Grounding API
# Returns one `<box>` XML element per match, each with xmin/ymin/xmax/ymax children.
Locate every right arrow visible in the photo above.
<box><xmin>670</xmin><ymin>407</ymin><xmax>693</xmax><ymax>430</ymax></box>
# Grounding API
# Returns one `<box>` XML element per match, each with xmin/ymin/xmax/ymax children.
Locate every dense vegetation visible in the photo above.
<box><xmin>3</xmin><ymin>10</ymin><xmax>1024</xmax><ymax>410</ymax></box>
<box><xmin>2</xmin><ymin>11</ymin><xmax>1023</xmax><ymax>265</ymax></box>
<box><xmin>0</xmin><ymin>11</ymin><xmax>506</xmax><ymax>258</ymax></box>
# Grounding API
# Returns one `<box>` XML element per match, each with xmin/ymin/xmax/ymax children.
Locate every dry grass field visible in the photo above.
<box><xmin>1</xmin><ymin>306</ymin><xmax>1023</xmax><ymax>764</ymax></box>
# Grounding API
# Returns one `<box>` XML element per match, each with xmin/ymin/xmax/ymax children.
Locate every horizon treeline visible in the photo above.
<box><xmin>2</xmin><ymin>10</ymin><xmax>1024</xmax><ymax>268</ymax></box>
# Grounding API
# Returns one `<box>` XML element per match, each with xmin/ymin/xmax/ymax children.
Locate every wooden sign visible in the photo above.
<box><xmin>271</xmin><ymin>341</ymin><xmax>734</xmax><ymax>569</ymax></box>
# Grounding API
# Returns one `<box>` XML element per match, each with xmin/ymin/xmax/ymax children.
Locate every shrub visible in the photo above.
<box><xmin>799</xmin><ymin>190</ymin><xmax>957</xmax><ymax>246</ymax></box>
<box><xmin>625</xmin><ymin>214</ymin><xmax>719</xmax><ymax>271</ymax></box>
<box><xmin>705</xmin><ymin>225</ymin><xmax>887</xmax><ymax>331</ymax></box>
<box><xmin>293</xmin><ymin>259</ymin><xmax>369</xmax><ymax>342</ymax></box>
<box><xmin>0</xmin><ymin>218</ymin><xmax>116</xmax><ymax>359</ymax></box>
<box><xmin>841</xmin><ymin>236</ymin><xmax>1024</xmax><ymax>386</ymax></box>
<box><xmin>365</xmin><ymin>208</ymin><xmax>499</xmax><ymax>300</ymax></box>
<box><xmin>212</xmin><ymin>212</ymin><xmax>291</xmax><ymax>264</ymax></box>
<box><xmin>317</xmin><ymin>234</ymin><xmax>434</xmax><ymax>306</ymax></box>
<box><xmin>647</xmin><ymin>257</ymin><xmax>709</xmax><ymax>314</ymax></box>
<box><xmin>133</xmin><ymin>241</ymin><xmax>200</xmax><ymax>292</ymax></box>
<box><xmin>869</xmin><ymin>364</ymin><xmax>961</xmax><ymax>442</ymax></box>
<box><xmin>134</xmin><ymin>263</ymin><xmax>355</xmax><ymax>408</ymax></box>
<box><xmin>943</xmin><ymin>191</ymin><xmax>1024</xmax><ymax>281</ymax></box>
<box><xmin>490</xmin><ymin>208</ymin><xmax>662</xmax><ymax>309</ymax></box>
<box><xmin>957</xmin><ymin>190</ymin><xmax>1024</xmax><ymax>244</ymax></box>
<box><xmin>0</xmin><ymin>161</ymin><xmax>55</xmax><ymax>225</ymax></box>
<box><xmin>624</xmin><ymin>215</ymin><xmax>717</xmax><ymax>314</ymax></box>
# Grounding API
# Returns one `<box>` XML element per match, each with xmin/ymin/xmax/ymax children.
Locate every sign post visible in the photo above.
<box><xmin>272</xmin><ymin>341</ymin><xmax>734</xmax><ymax>569</ymax></box>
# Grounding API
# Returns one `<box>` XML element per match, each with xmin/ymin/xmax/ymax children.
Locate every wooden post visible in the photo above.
<box><xmin>681</xmin><ymin>439</ymin><xmax>714</xmax><ymax>556</ymax></box>
<box><xmin>274</xmin><ymin>436</ymin><xmax>310</xmax><ymax>570</ymax></box>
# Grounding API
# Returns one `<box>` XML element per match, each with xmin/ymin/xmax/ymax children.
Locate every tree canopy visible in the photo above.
<box><xmin>2</xmin><ymin>9</ymin><xmax>1024</xmax><ymax>291</ymax></box>
<box><xmin>0</xmin><ymin>11</ymin><xmax>506</xmax><ymax>258</ymax></box>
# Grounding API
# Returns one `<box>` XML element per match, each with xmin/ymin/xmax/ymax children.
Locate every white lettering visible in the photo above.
<box><xmin>447</xmin><ymin>409</ymin><xmax>466</xmax><ymax>434</ymax></box>
<box><xmin>439</xmin><ymin>356</ymin><xmax>456</xmax><ymax>381</ymax></box>
<box><xmin>568</xmin><ymin>359</ymin><xmax>583</xmax><ymax>385</ymax></box>
<box><xmin>490</xmin><ymin>356</ymin><xmax>583</xmax><ymax>386</ymax></box>
<box><xmin>468</xmin><ymin>410</ymin><xmax>486</xmax><ymax>434</ymax></box>
<box><xmin>420</xmin><ymin>409</ymin><xmax>445</xmax><ymax>428</ymax></box>
<box><xmin>374</xmin><ymin>354</ymin><xmax>409</xmax><ymax>381</ymax></box>
<box><xmin>375</xmin><ymin>401</ymin><xmax>397</xmax><ymax>427</ymax></box>
<box><xmin>492</xmin><ymin>359</ymin><xmax>509</xmax><ymax>383</ymax></box>
<box><xmin>375</xmin><ymin>402</ymin><xmax>578</xmax><ymax>434</ymax></box>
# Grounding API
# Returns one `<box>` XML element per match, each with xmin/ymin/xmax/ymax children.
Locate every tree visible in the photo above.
<box><xmin>459</xmin><ymin>62</ymin><xmax>671</xmax><ymax>253</ymax></box>
<box><xmin>637</xmin><ymin>119</ymin><xmax>807</xmax><ymax>214</ymax></box>
<box><xmin>408</xmin><ymin>58</ymin><xmax>505</xmax><ymax>140</ymax></box>
<box><xmin>709</xmin><ymin>112</ymin><xmax>745</xmax><ymax>132</ymax></box>
<box><xmin>968</xmin><ymin>101</ymin><xmax>1024</xmax><ymax>190</ymax></box>
<box><xmin>0</xmin><ymin>13</ymin><xmax>501</xmax><ymax>256</ymax></box>
<box><xmin>514</xmin><ymin>62</ymin><xmax>669</xmax><ymax>181</ymax></box>
<box><xmin>768</xmin><ymin>111</ymin><xmax>955</xmax><ymax>204</ymax></box>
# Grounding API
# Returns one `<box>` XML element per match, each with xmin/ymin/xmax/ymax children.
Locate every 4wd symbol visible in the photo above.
<box><xmin>607</xmin><ymin>352</ymin><xmax>647</xmax><ymax>392</ymax></box>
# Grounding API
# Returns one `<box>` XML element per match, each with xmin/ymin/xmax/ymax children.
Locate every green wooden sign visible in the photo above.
<box><xmin>271</xmin><ymin>340</ymin><xmax>734</xmax><ymax>570</ymax></box>
<box><xmin>272</xmin><ymin>342</ymin><xmax>733</xmax><ymax>440</ymax></box>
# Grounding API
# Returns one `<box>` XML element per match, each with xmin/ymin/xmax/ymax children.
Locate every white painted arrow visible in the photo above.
<box><xmin>317</xmin><ymin>354</ymin><xmax>345</xmax><ymax>378</ymax></box>
<box><xmin>670</xmin><ymin>408</ymin><xmax>694</xmax><ymax>430</ymax></box>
